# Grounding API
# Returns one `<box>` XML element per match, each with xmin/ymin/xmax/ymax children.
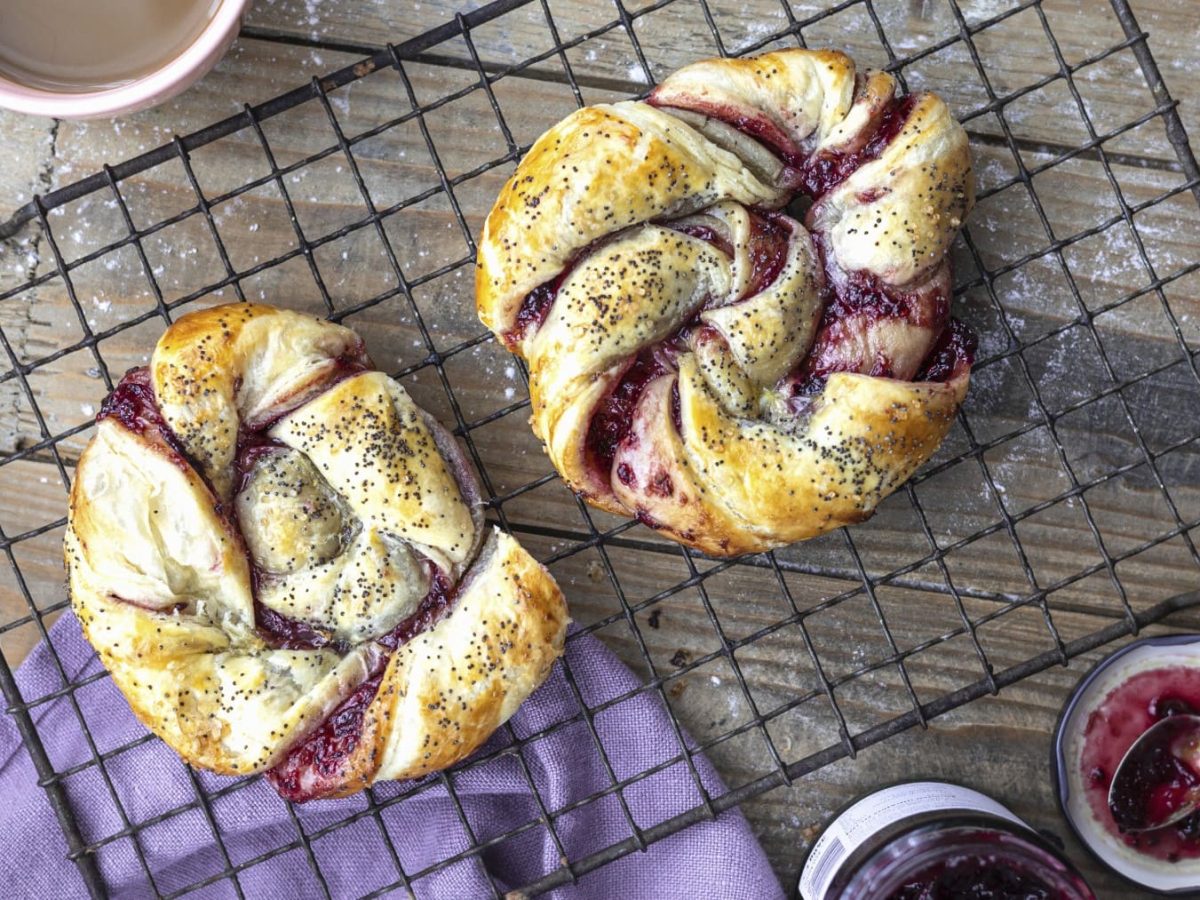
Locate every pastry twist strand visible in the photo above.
<box><xmin>477</xmin><ymin>49</ymin><xmax>976</xmax><ymax>556</ymax></box>
<box><xmin>65</xmin><ymin>304</ymin><xmax>567</xmax><ymax>800</ymax></box>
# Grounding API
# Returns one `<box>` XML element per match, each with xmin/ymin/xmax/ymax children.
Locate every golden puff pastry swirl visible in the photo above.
<box><xmin>477</xmin><ymin>49</ymin><xmax>976</xmax><ymax>557</ymax></box>
<box><xmin>64</xmin><ymin>304</ymin><xmax>567</xmax><ymax>801</ymax></box>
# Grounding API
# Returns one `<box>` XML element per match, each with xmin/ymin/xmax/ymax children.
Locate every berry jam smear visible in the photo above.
<box><xmin>585</xmin><ymin>352</ymin><xmax>668</xmax><ymax>480</ymax></box>
<box><xmin>672</xmin><ymin>210</ymin><xmax>791</xmax><ymax>299</ymax></box>
<box><xmin>648</xmin><ymin>90</ymin><xmax>920</xmax><ymax>199</ymax></box>
<box><xmin>504</xmin><ymin>261</ymin><xmax>579</xmax><ymax>349</ymax></box>
<box><xmin>799</xmin><ymin>94</ymin><xmax>920</xmax><ymax>199</ymax></box>
<box><xmin>823</xmin><ymin>267</ymin><xmax>946</xmax><ymax>327</ymax></box>
<box><xmin>253</xmin><ymin>598</ymin><xmax>339</xmax><ymax>651</ymax></box>
<box><xmin>742</xmin><ymin>211</ymin><xmax>792</xmax><ymax>298</ymax></box>
<box><xmin>671</xmin><ymin>223</ymin><xmax>735</xmax><ymax>259</ymax></box>
<box><xmin>98</xmin><ymin>367</ymin><xmax>190</xmax><ymax>463</ymax></box>
<box><xmin>267</xmin><ymin>672</ymin><xmax>383</xmax><ymax>803</ymax></box>
<box><xmin>578</xmin><ymin>211</ymin><xmax>796</xmax><ymax>492</ymax></box>
<box><xmin>254</xmin><ymin>565</ymin><xmax>458</xmax><ymax>655</ymax></box>
<box><xmin>646</xmin><ymin>96</ymin><xmax>807</xmax><ymax>168</ymax></box>
<box><xmin>234</xmin><ymin>433</ymin><xmax>288</xmax><ymax>492</ymax></box>
<box><xmin>265</xmin><ymin>571</ymin><xmax>459</xmax><ymax>801</ymax></box>
<box><xmin>915</xmin><ymin>319</ymin><xmax>977</xmax><ymax>384</ymax></box>
<box><xmin>376</xmin><ymin>570</ymin><xmax>457</xmax><ymax>651</ymax></box>
<box><xmin>1081</xmin><ymin>666</ymin><xmax>1200</xmax><ymax>862</ymax></box>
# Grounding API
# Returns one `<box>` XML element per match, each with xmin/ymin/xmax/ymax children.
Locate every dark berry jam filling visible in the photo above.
<box><xmin>254</xmin><ymin>565</ymin><xmax>458</xmax><ymax>655</ymax></box>
<box><xmin>669</xmin><ymin>209</ymin><xmax>792</xmax><ymax>301</ymax></box>
<box><xmin>672</xmin><ymin>223</ymin><xmax>735</xmax><ymax>259</ymax></box>
<box><xmin>647</xmin><ymin>96</ymin><xmax>807</xmax><ymax>168</ymax></box>
<box><xmin>505</xmin><ymin>261</ymin><xmax>579</xmax><ymax>349</ymax></box>
<box><xmin>1081</xmin><ymin>665</ymin><xmax>1200</xmax><ymax>862</ymax></box>
<box><xmin>782</xmin><ymin>315</ymin><xmax>973</xmax><ymax>403</ymax></box>
<box><xmin>265</xmin><ymin>571</ymin><xmax>460</xmax><ymax>801</ymax></box>
<box><xmin>915</xmin><ymin>319</ymin><xmax>977</xmax><ymax>384</ymax></box>
<box><xmin>233</xmin><ymin>433</ymin><xmax>343</xmax><ymax>652</ymax></box>
<box><xmin>650</xmin><ymin>90</ymin><xmax>920</xmax><ymax>200</ymax></box>
<box><xmin>376</xmin><ymin>570</ymin><xmax>457</xmax><ymax>650</ymax></box>
<box><xmin>511</xmin><ymin>280</ymin><xmax>557</xmax><ymax>344</ymax></box>
<box><xmin>776</xmin><ymin>227</ymin><xmax>963</xmax><ymax>397</ymax></box>
<box><xmin>109</xmin><ymin>596</ymin><xmax>187</xmax><ymax>614</ymax></box>
<box><xmin>98</xmin><ymin>367</ymin><xmax>190</xmax><ymax>462</ymax></box>
<box><xmin>267</xmin><ymin>672</ymin><xmax>383</xmax><ymax>803</ymax></box>
<box><xmin>253</xmin><ymin>598</ymin><xmax>340</xmax><ymax>651</ymax></box>
<box><xmin>508</xmin><ymin>207</ymin><xmax>793</xmax><ymax>351</ymax></box>
<box><xmin>824</xmin><ymin>267</ymin><xmax>944</xmax><ymax>326</ymax></box>
<box><xmin>585</xmin><ymin>352</ymin><xmax>667</xmax><ymax>479</ymax></box>
<box><xmin>889</xmin><ymin>850</ymin><xmax>1061</xmax><ymax>900</ymax></box>
<box><xmin>324</xmin><ymin>346</ymin><xmax>371</xmax><ymax>386</ymax></box>
<box><xmin>742</xmin><ymin>211</ymin><xmax>792</xmax><ymax>298</ymax></box>
<box><xmin>234</xmin><ymin>434</ymin><xmax>289</xmax><ymax>493</ymax></box>
<box><xmin>577</xmin><ymin>209</ymin><xmax>795</xmax><ymax>492</ymax></box>
<box><xmin>799</xmin><ymin>94</ymin><xmax>920</xmax><ymax>199</ymax></box>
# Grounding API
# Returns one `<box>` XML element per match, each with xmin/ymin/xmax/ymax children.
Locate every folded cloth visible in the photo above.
<box><xmin>0</xmin><ymin>614</ymin><xmax>784</xmax><ymax>899</ymax></box>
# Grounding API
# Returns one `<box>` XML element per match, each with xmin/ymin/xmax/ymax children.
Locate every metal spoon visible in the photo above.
<box><xmin>1109</xmin><ymin>713</ymin><xmax>1200</xmax><ymax>833</ymax></box>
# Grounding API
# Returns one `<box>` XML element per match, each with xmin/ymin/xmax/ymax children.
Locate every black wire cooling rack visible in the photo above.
<box><xmin>0</xmin><ymin>0</ymin><xmax>1199</xmax><ymax>896</ymax></box>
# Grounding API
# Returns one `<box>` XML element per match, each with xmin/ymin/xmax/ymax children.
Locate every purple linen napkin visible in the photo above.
<box><xmin>0</xmin><ymin>613</ymin><xmax>784</xmax><ymax>899</ymax></box>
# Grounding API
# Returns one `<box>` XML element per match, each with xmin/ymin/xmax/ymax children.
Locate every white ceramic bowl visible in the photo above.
<box><xmin>1053</xmin><ymin>634</ymin><xmax>1200</xmax><ymax>894</ymax></box>
<box><xmin>0</xmin><ymin>0</ymin><xmax>248</xmax><ymax>119</ymax></box>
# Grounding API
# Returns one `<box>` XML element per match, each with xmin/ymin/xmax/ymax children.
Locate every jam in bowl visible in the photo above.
<box><xmin>1055</xmin><ymin>635</ymin><xmax>1200</xmax><ymax>893</ymax></box>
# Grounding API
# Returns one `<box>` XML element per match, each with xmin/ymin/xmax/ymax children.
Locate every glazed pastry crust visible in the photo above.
<box><xmin>66</xmin><ymin>416</ymin><xmax>376</xmax><ymax>775</ymax></box>
<box><xmin>315</xmin><ymin>530</ymin><xmax>569</xmax><ymax>795</ymax></box>
<box><xmin>646</xmin><ymin>49</ymin><xmax>858</xmax><ymax>157</ymax></box>
<box><xmin>809</xmin><ymin>92</ymin><xmax>974</xmax><ymax>287</ymax></box>
<box><xmin>66</xmin><ymin>304</ymin><xmax>567</xmax><ymax>791</ymax></box>
<box><xmin>674</xmin><ymin>364</ymin><xmax>968</xmax><ymax>555</ymax></box>
<box><xmin>475</xmin><ymin>49</ymin><xmax>975</xmax><ymax>556</ymax></box>
<box><xmin>270</xmin><ymin>371</ymin><xmax>477</xmax><ymax>574</ymax></box>
<box><xmin>152</xmin><ymin>304</ymin><xmax>369</xmax><ymax>499</ymax></box>
<box><xmin>476</xmin><ymin>102</ymin><xmax>785</xmax><ymax>339</ymax></box>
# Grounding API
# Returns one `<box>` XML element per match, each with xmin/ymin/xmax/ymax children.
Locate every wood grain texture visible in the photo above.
<box><xmin>0</xmin><ymin>1</ymin><xmax>1197</xmax><ymax>896</ymax></box>
<box><xmin>240</xmin><ymin>0</ymin><xmax>1198</xmax><ymax>165</ymax></box>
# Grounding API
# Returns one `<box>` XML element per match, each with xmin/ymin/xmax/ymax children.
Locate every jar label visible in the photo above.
<box><xmin>799</xmin><ymin>781</ymin><xmax>1027</xmax><ymax>899</ymax></box>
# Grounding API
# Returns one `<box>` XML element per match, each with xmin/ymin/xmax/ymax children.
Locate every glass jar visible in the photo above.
<box><xmin>800</xmin><ymin>782</ymin><xmax>1095</xmax><ymax>900</ymax></box>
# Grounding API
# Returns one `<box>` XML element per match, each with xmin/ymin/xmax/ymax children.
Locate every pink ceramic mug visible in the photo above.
<box><xmin>0</xmin><ymin>0</ymin><xmax>248</xmax><ymax>119</ymax></box>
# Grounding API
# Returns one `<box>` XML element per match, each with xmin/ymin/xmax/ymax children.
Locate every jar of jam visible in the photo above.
<box><xmin>1054</xmin><ymin>633</ymin><xmax>1200</xmax><ymax>893</ymax></box>
<box><xmin>800</xmin><ymin>782</ymin><xmax>1095</xmax><ymax>899</ymax></box>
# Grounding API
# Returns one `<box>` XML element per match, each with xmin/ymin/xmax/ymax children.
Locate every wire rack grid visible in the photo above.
<box><xmin>0</xmin><ymin>0</ymin><xmax>1198</xmax><ymax>896</ymax></box>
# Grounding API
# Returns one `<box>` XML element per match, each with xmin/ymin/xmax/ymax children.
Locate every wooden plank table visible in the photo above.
<box><xmin>0</xmin><ymin>0</ymin><xmax>1197</xmax><ymax>896</ymax></box>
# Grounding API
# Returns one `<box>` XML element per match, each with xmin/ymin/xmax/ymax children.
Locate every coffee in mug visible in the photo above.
<box><xmin>0</xmin><ymin>0</ymin><xmax>220</xmax><ymax>93</ymax></box>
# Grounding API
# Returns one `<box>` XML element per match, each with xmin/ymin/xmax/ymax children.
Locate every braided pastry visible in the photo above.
<box><xmin>477</xmin><ymin>50</ymin><xmax>976</xmax><ymax>556</ymax></box>
<box><xmin>64</xmin><ymin>304</ymin><xmax>567</xmax><ymax>801</ymax></box>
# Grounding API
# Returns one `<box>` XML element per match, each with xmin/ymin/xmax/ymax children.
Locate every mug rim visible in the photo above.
<box><xmin>0</xmin><ymin>0</ymin><xmax>249</xmax><ymax>119</ymax></box>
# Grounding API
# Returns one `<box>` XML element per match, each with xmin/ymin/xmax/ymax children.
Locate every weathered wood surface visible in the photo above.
<box><xmin>0</xmin><ymin>1</ymin><xmax>1197</xmax><ymax>896</ymax></box>
<box><xmin>238</xmin><ymin>0</ymin><xmax>1200</xmax><ymax>163</ymax></box>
